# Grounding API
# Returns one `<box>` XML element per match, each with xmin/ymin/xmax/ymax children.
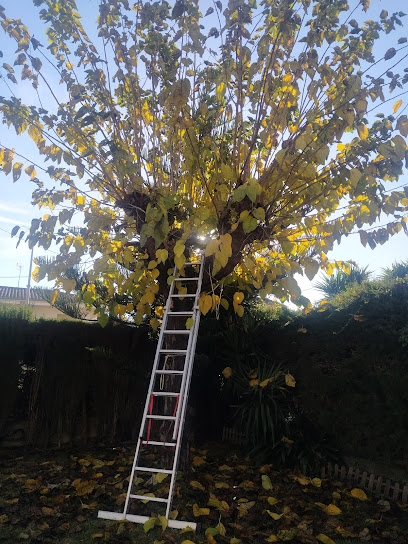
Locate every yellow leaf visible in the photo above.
<box><xmin>155</xmin><ymin>473</ymin><xmax>168</xmax><ymax>483</ymax></box>
<box><xmin>332</xmin><ymin>492</ymin><xmax>341</xmax><ymax>499</ymax></box>
<box><xmin>266</xmin><ymin>510</ymin><xmax>283</xmax><ymax>520</ymax></box>
<box><xmin>181</xmin><ymin>541</ymin><xmax>196</xmax><ymax>544</ymax></box>
<box><xmin>205</xmin><ymin>238</ymin><xmax>219</xmax><ymax>257</ymax></box>
<box><xmin>216</xmin><ymin>81</ymin><xmax>226</xmax><ymax>102</ymax></box>
<box><xmin>267</xmin><ymin>497</ymin><xmax>279</xmax><ymax>505</ymax></box>
<box><xmin>193</xmin><ymin>503</ymin><xmax>210</xmax><ymax>517</ymax></box>
<box><xmin>150</xmin><ymin>318</ymin><xmax>159</xmax><ymax>331</ymax></box>
<box><xmin>266</xmin><ymin>537</ymin><xmax>279</xmax><ymax>543</ymax></box>
<box><xmin>393</xmin><ymin>99</ymin><xmax>403</xmax><ymax>114</ymax></box>
<box><xmin>249</xmin><ymin>379</ymin><xmax>259</xmax><ymax>387</ymax></box>
<box><xmin>155</xmin><ymin>248</ymin><xmax>168</xmax><ymax>263</ymax></box>
<box><xmin>357</xmin><ymin>123</ymin><xmax>369</xmax><ymax>140</ymax></box>
<box><xmin>311</xmin><ymin>478</ymin><xmax>322</xmax><ymax>488</ymax></box>
<box><xmin>141</xmin><ymin>493</ymin><xmax>155</xmax><ymax>504</ymax></box>
<box><xmin>350</xmin><ymin>487</ymin><xmax>368</xmax><ymax>501</ymax></box>
<box><xmin>192</xmin><ymin>456</ymin><xmax>206</xmax><ymax>467</ymax></box>
<box><xmin>295</xmin><ymin>475</ymin><xmax>309</xmax><ymax>485</ymax></box>
<box><xmin>325</xmin><ymin>504</ymin><xmax>342</xmax><ymax>515</ymax></box>
<box><xmin>236</xmin><ymin>304</ymin><xmax>244</xmax><ymax>317</ymax></box>
<box><xmin>143</xmin><ymin>517</ymin><xmax>157</xmax><ymax>533</ymax></box>
<box><xmin>316</xmin><ymin>535</ymin><xmax>336</xmax><ymax>544</ymax></box>
<box><xmin>285</xmin><ymin>374</ymin><xmax>296</xmax><ymax>387</ymax></box>
<box><xmin>335</xmin><ymin>525</ymin><xmax>358</xmax><ymax>537</ymax></box>
<box><xmin>199</xmin><ymin>294</ymin><xmax>213</xmax><ymax>315</ymax></box>
<box><xmin>297</xmin><ymin>327</ymin><xmax>307</xmax><ymax>334</ymax></box>
<box><xmin>220</xmin><ymin>298</ymin><xmax>229</xmax><ymax>310</ymax></box>
<box><xmin>186</xmin><ymin>317</ymin><xmax>194</xmax><ymax>329</ymax></box>
<box><xmin>233</xmin><ymin>292</ymin><xmax>244</xmax><ymax>304</ymax></box>
<box><xmin>190</xmin><ymin>480</ymin><xmax>206</xmax><ymax>491</ymax></box>
<box><xmin>222</xmin><ymin>366</ymin><xmax>232</xmax><ymax>379</ymax></box>
<box><xmin>157</xmin><ymin>515</ymin><xmax>168</xmax><ymax>531</ymax></box>
<box><xmin>262</xmin><ymin>475</ymin><xmax>273</xmax><ymax>490</ymax></box>
<box><xmin>91</xmin><ymin>534</ymin><xmax>104</xmax><ymax>539</ymax></box>
<box><xmin>215</xmin><ymin>482</ymin><xmax>229</xmax><ymax>489</ymax></box>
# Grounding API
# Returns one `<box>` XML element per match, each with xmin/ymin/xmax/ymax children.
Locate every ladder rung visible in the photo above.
<box><xmin>184</xmin><ymin>262</ymin><xmax>201</xmax><ymax>266</ymax></box>
<box><xmin>163</xmin><ymin>330</ymin><xmax>190</xmax><ymax>335</ymax></box>
<box><xmin>159</xmin><ymin>349</ymin><xmax>187</xmax><ymax>354</ymax></box>
<box><xmin>140</xmin><ymin>440</ymin><xmax>176</xmax><ymax>447</ymax></box>
<box><xmin>134</xmin><ymin>467</ymin><xmax>173</xmax><ymax>474</ymax></box>
<box><xmin>155</xmin><ymin>370</ymin><xmax>184</xmax><ymax>375</ymax></box>
<box><xmin>173</xmin><ymin>277</ymin><xmax>199</xmax><ymax>281</ymax></box>
<box><xmin>130</xmin><ymin>494</ymin><xmax>168</xmax><ymax>503</ymax></box>
<box><xmin>171</xmin><ymin>294</ymin><xmax>196</xmax><ymax>298</ymax></box>
<box><xmin>146</xmin><ymin>415</ymin><xmax>176</xmax><ymax>420</ymax></box>
<box><xmin>152</xmin><ymin>392</ymin><xmax>179</xmax><ymax>396</ymax></box>
<box><xmin>167</xmin><ymin>311</ymin><xmax>194</xmax><ymax>316</ymax></box>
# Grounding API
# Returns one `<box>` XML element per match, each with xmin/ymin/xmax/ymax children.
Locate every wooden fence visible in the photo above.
<box><xmin>221</xmin><ymin>426</ymin><xmax>408</xmax><ymax>504</ymax></box>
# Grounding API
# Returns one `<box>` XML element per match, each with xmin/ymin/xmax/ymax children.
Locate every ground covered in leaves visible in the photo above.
<box><xmin>0</xmin><ymin>443</ymin><xmax>407</xmax><ymax>544</ymax></box>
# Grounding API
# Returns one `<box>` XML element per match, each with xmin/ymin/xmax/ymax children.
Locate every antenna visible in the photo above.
<box><xmin>16</xmin><ymin>263</ymin><xmax>22</xmax><ymax>287</ymax></box>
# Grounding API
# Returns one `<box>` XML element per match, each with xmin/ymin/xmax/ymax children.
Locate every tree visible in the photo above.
<box><xmin>1</xmin><ymin>0</ymin><xmax>408</xmax><ymax>327</ymax></box>
<box><xmin>380</xmin><ymin>259</ymin><xmax>408</xmax><ymax>280</ymax></box>
<box><xmin>314</xmin><ymin>263</ymin><xmax>372</xmax><ymax>298</ymax></box>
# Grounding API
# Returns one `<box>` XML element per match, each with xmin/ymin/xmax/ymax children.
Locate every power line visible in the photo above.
<box><xmin>0</xmin><ymin>275</ymin><xmax>29</xmax><ymax>279</ymax></box>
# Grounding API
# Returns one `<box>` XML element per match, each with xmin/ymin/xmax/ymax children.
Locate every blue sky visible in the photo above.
<box><xmin>0</xmin><ymin>0</ymin><xmax>407</xmax><ymax>303</ymax></box>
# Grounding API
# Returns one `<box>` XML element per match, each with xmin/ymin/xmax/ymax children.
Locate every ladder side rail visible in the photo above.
<box><xmin>172</xmin><ymin>255</ymin><xmax>205</xmax><ymax>440</ymax></box>
<box><xmin>122</xmin><ymin>268</ymin><xmax>179</xmax><ymax>516</ymax></box>
<box><xmin>166</xmin><ymin>310</ymin><xmax>202</xmax><ymax>519</ymax></box>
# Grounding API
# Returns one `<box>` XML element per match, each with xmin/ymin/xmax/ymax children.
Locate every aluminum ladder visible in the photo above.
<box><xmin>98</xmin><ymin>254</ymin><xmax>205</xmax><ymax>530</ymax></box>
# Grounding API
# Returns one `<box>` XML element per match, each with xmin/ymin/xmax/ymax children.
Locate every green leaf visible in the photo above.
<box><xmin>143</xmin><ymin>517</ymin><xmax>157</xmax><ymax>533</ymax></box>
<box><xmin>262</xmin><ymin>475</ymin><xmax>273</xmax><ymax>490</ymax></box>
<box><xmin>186</xmin><ymin>317</ymin><xmax>194</xmax><ymax>330</ymax></box>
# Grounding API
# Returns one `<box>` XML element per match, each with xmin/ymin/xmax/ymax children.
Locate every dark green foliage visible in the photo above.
<box><xmin>314</xmin><ymin>263</ymin><xmax>372</xmax><ymax>298</ymax></box>
<box><xmin>381</xmin><ymin>259</ymin><xmax>408</xmax><ymax>281</ymax></box>
<box><xmin>264</xmin><ymin>277</ymin><xmax>408</xmax><ymax>469</ymax></box>
<box><xmin>35</xmin><ymin>286</ymin><xmax>87</xmax><ymax>320</ymax></box>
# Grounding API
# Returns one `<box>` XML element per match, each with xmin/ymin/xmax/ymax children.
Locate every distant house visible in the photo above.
<box><xmin>0</xmin><ymin>286</ymin><xmax>88</xmax><ymax>320</ymax></box>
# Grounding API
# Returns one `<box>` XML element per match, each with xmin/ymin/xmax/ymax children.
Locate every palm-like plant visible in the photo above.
<box><xmin>380</xmin><ymin>260</ymin><xmax>408</xmax><ymax>281</ymax></box>
<box><xmin>314</xmin><ymin>264</ymin><xmax>372</xmax><ymax>299</ymax></box>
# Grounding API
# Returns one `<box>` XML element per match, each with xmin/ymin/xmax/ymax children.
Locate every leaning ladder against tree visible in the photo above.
<box><xmin>98</xmin><ymin>254</ymin><xmax>204</xmax><ymax>530</ymax></box>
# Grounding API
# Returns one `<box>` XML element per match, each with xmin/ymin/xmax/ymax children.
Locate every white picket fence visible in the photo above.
<box><xmin>321</xmin><ymin>463</ymin><xmax>408</xmax><ymax>504</ymax></box>
<box><xmin>221</xmin><ymin>426</ymin><xmax>408</xmax><ymax>504</ymax></box>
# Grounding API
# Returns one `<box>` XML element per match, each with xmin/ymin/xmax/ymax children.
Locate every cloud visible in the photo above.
<box><xmin>0</xmin><ymin>203</ymin><xmax>31</xmax><ymax>216</ymax></box>
<box><xmin>0</xmin><ymin>215</ymin><xmax>29</xmax><ymax>227</ymax></box>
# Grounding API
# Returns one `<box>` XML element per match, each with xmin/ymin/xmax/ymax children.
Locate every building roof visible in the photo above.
<box><xmin>0</xmin><ymin>286</ymin><xmax>43</xmax><ymax>301</ymax></box>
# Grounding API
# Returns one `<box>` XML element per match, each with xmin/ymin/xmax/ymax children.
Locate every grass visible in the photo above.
<box><xmin>0</xmin><ymin>442</ymin><xmax>407</xmax><ymax>543</ymax></box>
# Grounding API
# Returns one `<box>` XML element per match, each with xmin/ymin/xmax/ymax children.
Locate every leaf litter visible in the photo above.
<box><xmin>0</xmin><ymin>443</ymin><xmax>407</xmax><ymax>543</ymax></box>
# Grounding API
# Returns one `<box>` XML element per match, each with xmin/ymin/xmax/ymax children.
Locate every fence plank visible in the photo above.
<box><xmin>360</xmin><ymin>471</ymin><xmax>368</xmax><ymax>488</ymax></box>
<box><xmin>393</xmin><ymin>482</ymin><xmax>400</xmax><ymax>501</ymax></box>
<box><xmin>375</xmin><ymin>476</ymin><xmax>383</xmax><ymax>496</ymax></box>
<box><xmin>402</xmin><ymin>485</ymin><xmax>408</xmax><ymax>503</ymax></box>
<box><xmin>368</xmin><ymin>473</ymin><xmax>375</xmax><ymax>493</ymax></box>
<box><xmin>384</xmin><ymin>480</ymin><xmax>391</xmax><ymax>499</ymax></box>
